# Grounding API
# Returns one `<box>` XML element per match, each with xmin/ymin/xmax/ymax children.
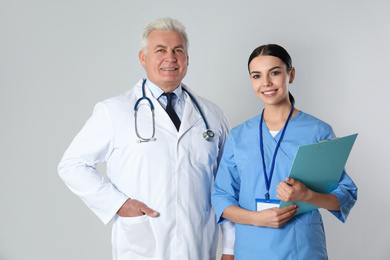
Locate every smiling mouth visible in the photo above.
<box><xmin>161</xmin><ymin>68</ymin><xmax>178</xmax><ymax>71</ymax></box>
<box><xmin>263</xmin><ymin>90</ymin><xmax>277</xmax><ymax>95</ymax></box>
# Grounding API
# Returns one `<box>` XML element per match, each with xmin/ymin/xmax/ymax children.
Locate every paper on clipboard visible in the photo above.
<box><xmin>279</xmin><ymin>133</ymin><xmax>358</xmax><ymax>215</ymax></box>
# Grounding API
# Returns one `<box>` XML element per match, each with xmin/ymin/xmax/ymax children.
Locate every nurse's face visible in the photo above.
<box><xmin>249</xmin><ymin>55</ymin><xmax>295</xmax><ymax>107</ymax></box>
<box><xmin>139</xmin><ymin>30</ymin><xmax>189</xmax><ymax>92</ymax></box>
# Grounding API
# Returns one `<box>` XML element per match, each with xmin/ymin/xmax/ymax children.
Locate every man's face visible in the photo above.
<box><xmin>139</xmin><ymin>30</ymin><xmax>189</xmax><ymax>92</ymax></box>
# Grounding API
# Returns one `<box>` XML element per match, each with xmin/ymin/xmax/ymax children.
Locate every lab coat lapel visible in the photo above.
<box><xmin>178</xmin><ymin>89</ymin><xmax>202</xmax><ymax>138</ymax></box>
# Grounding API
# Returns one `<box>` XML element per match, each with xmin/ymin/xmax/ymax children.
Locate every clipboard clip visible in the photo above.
<box><xmin>318</xmin><ymin>137</ymin><xmax>339</xmax><ymax>143</ymax></box>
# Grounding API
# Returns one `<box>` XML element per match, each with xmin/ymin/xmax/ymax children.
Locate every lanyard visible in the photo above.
<box><xmin>259</xmin><ymin>105</ymin><xmax>294</xmax><ymax>201</ymax></box>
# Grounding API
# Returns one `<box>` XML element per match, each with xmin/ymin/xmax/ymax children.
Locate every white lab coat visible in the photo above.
<box><xmin>58</xmin><ymin>79</ymin><xmax>233</xmax><ymax>260</ymax></box>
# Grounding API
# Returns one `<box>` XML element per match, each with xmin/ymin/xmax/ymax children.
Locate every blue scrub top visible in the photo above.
<box><xmin>211</xmin><ymin>111</ymin><xmax>358</xmax><ymax>260</ymax></box>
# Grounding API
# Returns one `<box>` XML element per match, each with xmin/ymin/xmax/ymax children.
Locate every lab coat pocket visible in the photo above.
<box><xmin>116</xmin><ymin>215</ymin><xmax>159</xmax><ymax>259</ymax></box>
<box><xmin>190</xmin><ymin>128</ymin><xmax>218</xmax><ymax>165</ymax></box>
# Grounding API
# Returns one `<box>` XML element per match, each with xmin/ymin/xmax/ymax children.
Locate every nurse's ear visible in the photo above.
<box><xmin>289</xmin><ymin>67</ymin><xmax>296</xmax><ymax>84</ymax></box>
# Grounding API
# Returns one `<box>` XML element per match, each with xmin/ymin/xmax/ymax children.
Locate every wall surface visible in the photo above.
<box><xmin>1</xmin><ymin>0</ymin><xmax>389</xmax><ymax>259</ymax></box>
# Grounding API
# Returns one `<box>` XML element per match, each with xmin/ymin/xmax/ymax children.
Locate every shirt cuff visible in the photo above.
<box><xmin>221</xmin><ymin>220</ymin><xmax>235</xmax><ymax>255</ymax></box>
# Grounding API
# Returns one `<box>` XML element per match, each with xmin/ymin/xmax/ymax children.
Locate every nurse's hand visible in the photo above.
<box><xmin>222</xmin><ymin>205</ymin><xmax>297</xmax><ymax>229</ymax></box>
<box><xmin>117</xmin><ymin>199</ymin><xmax>159</xmax><ymax>218</ymax></box>
<box><xmin>276</xmin><ymin>177</ymin><xmax>309</xmax><ymax>203</ymax></box>
<box><xmin>277</xmin><ymin>177</ymin><xmax>341</xmax><ymax>211</ymax></box>
<box><xmin>257</xmin><ymin>205</ymin><xmax>298</xmax><ymax>228</ymax></box>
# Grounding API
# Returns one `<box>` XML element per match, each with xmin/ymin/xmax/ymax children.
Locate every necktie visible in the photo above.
<box><xmin>162</xmin><ymin>92</ymin><xmax>181</xmax><ymax>131</ymax></box>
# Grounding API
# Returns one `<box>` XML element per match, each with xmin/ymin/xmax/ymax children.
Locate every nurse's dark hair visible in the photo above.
<box><xmin>248</xmin><ymin>44</ymin><xmax>295</xmax><ymax>105</ymax></box>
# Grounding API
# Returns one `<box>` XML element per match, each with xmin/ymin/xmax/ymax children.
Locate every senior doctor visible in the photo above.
<box><xmin>58</xmin><ymin>17</ymin><xmax>234</xmax><ymax>260</ymax></box>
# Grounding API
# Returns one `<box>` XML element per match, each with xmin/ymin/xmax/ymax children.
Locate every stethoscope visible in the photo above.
<box><xmin>134</xmin><ymin>79</ymin><xmax>215</xmax><ymax>143</ymax></box>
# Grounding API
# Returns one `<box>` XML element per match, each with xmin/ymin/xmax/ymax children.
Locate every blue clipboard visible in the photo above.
<box><xmin>279</xmin><ymin>133</ymin><xmax>358</xmax><ymax>215</ymax></box>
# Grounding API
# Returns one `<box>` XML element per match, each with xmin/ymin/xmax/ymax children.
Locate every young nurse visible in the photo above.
<box><xmin>211</xmin><ymin>44</ymin><xmax>357</xmax><ymax>259</ymax></box>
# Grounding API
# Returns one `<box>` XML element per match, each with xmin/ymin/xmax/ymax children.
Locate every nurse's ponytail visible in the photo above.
<box><xmin>289</xmin><ymin>92</ymin><xmax>295</xmax><ymax>106</ymax></box>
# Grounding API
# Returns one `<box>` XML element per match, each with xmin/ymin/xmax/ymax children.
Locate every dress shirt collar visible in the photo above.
<box><xmin>145</xmin><ymin>79</ymin><xmax>185</xmax><ymax>102</ymax></box>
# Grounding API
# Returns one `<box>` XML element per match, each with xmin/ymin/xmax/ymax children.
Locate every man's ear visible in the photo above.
<box><xmin>139</xmin><ymin>50</ymin><xmax>146</xmax><ymax>67</ymax></box>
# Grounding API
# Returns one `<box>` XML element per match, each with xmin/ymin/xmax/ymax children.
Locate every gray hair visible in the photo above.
<box><xmin>140</xmin><ymin>17</ymin><xmax>189</xmax><ymax>54</ymax></box>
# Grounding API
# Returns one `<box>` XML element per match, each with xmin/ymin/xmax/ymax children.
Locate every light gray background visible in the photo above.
<box><xmin>1</xmin><ymin>1</ymin><xmax>389</xmax><ymax>259</ymax></box>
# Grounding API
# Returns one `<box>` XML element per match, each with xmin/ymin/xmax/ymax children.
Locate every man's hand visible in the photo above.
<box><xmin>221</xmin><ymin>254</ymin><xmax>234</xmax><ymax>260</ymax></box>
<box><xmin>117</xmin><ymin>199</ymin><xmax>159</xmax><ymax>217</ymax></box>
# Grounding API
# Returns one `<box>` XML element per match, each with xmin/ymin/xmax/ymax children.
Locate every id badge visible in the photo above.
<box><xmin>255</xmin><ymin>198</ymin><xmax>281</xmax><ymax>211</ymax></box>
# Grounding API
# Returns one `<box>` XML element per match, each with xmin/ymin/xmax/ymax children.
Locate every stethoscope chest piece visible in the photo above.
<box><xmin>203</xmin><ymin>130</ymin><xmax>215</xmax><ymax>141</ymax></box>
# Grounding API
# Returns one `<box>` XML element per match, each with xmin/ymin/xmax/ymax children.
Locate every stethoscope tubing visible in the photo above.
<box><xmin>134</xmin><ymin>79</ymin><xmax>214</xmax><ymax>142</ymax></box>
